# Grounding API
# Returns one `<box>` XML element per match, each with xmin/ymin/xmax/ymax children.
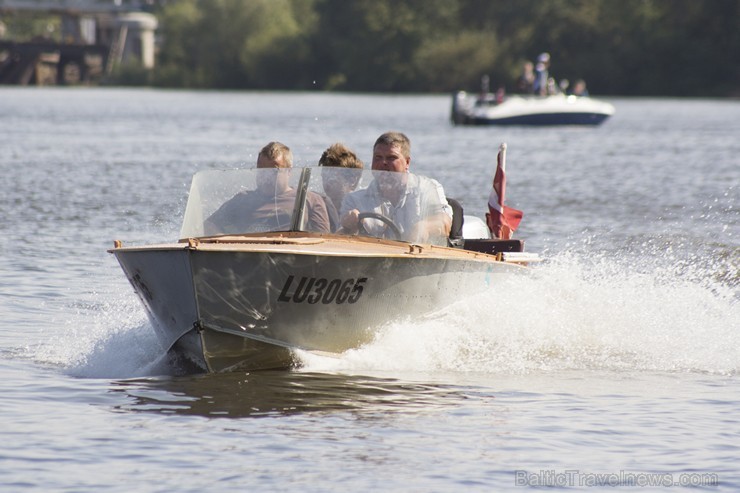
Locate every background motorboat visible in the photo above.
<box><xmin>451</xmin><ymin>91</ymin><xmax>615</xmax><ymax>126</ymax></box>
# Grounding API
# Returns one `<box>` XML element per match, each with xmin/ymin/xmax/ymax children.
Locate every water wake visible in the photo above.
<box><xmin>299</xmin><ymin>249</ymin><xmax>739</xmax><ymax>375</ymax></box>
<box><xmin>30</xmin><ymin>293</ymin><xmax>171</xmax><ymax>379</ymax></box>
<box><xmin>27</xmin><ymin>245</ymin><xmax>738</xmax><ymax>378</ymax></box>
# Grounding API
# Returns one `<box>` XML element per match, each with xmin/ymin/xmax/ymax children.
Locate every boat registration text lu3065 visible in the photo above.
<box><xmin>277</xmin><ymin>275</ymin><xmax>368</xmax><ymax>305</ymax></box>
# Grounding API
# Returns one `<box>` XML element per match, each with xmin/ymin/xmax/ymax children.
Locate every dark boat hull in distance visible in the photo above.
<box><xmin>451</xmin><ymin>91</ymin><xmax>615</xmax><ymax>126</ymax></box>
<box><xmin>462</xmin><ymin>111</ymin><xmax>611</xmax><ymax>126</ymax></box>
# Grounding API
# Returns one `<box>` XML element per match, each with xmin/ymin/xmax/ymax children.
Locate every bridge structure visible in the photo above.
<box><xmin>0</xmin><ymin>0</ymin><xmax>158</xmax><ymax>85</ymax></box>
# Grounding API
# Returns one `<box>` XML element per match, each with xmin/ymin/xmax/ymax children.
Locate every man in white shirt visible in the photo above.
<box><xmin>340</xmin><ymin>132</ymin><xmax>452</xmax><ymax>245</ymax></box>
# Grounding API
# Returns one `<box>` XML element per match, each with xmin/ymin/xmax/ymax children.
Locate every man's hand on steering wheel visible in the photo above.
<box><xmin>358</xmin><ymin>212</ymin><xmax>402</xmax><ymax>240</ymax></box>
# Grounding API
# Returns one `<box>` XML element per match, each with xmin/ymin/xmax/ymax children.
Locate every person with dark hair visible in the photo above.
<box><xmin>570</xmin><ymin>79</ymin><xmax>589</xmax><ymax>97</ymax></box>
<box><xmin>318</xmin><ymin>142</ymin><xmax>364</xmax><ymax>231</ymax></box>
<box><xmin>517</xmin><ymin>61</ymin><xmax>535</xmax><ymax>94</ymax></box>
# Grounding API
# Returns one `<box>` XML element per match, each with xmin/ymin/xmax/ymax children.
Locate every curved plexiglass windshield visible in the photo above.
<box><xmin>180</xmin><ymin>167</ymin><xmax>451</xmax><ymax>246</ymax></box>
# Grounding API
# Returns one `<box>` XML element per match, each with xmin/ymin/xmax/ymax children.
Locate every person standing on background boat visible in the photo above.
<box><xmin>533</xmin><ymin>52</ymin><xmax>550</xmax><ymax>96</ymax></box>
<box><xmin>204</xmin><ymin>141</ymin><xmax>330</xmax><ymax>235</ymax></box>
<box><xmin>340</xmin><ymin>131</ymin><xmax>452</xmax><ymax>245</ymax></box>
<box><xmin>318</xmin><ymin>142</ymin><xmax>364</xmax><ymax>231</ymax></box>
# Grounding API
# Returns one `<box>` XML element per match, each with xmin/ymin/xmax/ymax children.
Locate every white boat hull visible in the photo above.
<box><xmin>112</xmin><ymin>234</ymin><xmax>526</xmax><ymax>372</ymax></box>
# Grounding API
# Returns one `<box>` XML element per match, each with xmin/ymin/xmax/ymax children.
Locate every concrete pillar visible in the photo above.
<box><xmin>115</xmin><ymin>12</ymin><xmax>158</xmax><ymax>69</ymax></box>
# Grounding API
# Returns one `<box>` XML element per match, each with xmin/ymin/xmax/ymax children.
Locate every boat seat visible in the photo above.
<box><xmin>447</xmin><ymin>197</ymin><xmax>464</xmax><ymax>247</ymax></box>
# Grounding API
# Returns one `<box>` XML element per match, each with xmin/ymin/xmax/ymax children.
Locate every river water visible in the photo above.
<box><xmin>1</xmin><ymin>88</ymin><xmax>738</xmax><ymax>491</ymax></box>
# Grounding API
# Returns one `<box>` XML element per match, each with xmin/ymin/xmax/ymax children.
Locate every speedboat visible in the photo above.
<box><xmin>451</xmin><ymin>91</ymin><xmax>615</xmax><ymax>126</ymax></box>
<box><xmin>109</xmin><ymin>164</ymin><xmax>538</xmax><ymax>373</ymax></box>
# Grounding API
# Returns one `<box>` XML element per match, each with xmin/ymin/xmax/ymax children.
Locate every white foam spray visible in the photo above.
<box><xmin>30</xmin><ymin>289</ymin><xmax>171</xmax><ymax>379</ymax></box>
<box><xmin>298</xmin><ymin>249</ymin><xmax>739</xmax><ymax>376</ymax></box>
<box><xmin>28</xmin><ymin>245</ymin><xmax>738</xmax><ymax>379</ymax></box>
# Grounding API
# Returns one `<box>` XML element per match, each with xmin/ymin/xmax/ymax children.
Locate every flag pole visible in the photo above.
<box><xmin>486</xmin><ymin>143</ymin><xmax>522</xmax><ymax>240</ymax></box>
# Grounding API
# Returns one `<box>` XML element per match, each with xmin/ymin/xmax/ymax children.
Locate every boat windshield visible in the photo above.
<box><xmin>180</xmin><ymin>167</ymin><xmax>451</xmax><ymax>246</ymax></box>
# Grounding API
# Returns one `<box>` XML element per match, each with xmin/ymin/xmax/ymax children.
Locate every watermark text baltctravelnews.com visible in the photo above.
<box><xmin>515</xmin><ymin>469</ymin><xmax>719</xmax><ymax>488</ymax></box>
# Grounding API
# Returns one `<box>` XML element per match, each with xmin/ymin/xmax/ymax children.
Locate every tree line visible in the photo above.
<box><xmin>5</xmin><ymin>0</ymin><xmax>740</xmax><ymax>96</ymax></box>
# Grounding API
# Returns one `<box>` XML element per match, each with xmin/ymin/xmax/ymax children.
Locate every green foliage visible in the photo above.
<box><xmin>108</xmin><ymin>60</ymin><xmax>153</xmax><ymax>86</ymax></box>
<box><xmin>2</xmin><ymin>12</ymin><xmax>61</xmax><ymax>42</ymax></box>
<box><xmin>151</xmin><ymin>0</ymin><xmax>204</xmax><ymax>87</ymax></box>
<box><xmin>415</xmin><ymin>31</ymin><xmax>502</xmax><ymax>92</ymax></box>
<box><xmin>152</xmin><ymin>0</ymin><xmax>316</xmax><ymax>89</ymax></box>
<box><xmin>147</xmin><ymin>0</ymin><xmax>739</xmax><ymax>96</ymax></box>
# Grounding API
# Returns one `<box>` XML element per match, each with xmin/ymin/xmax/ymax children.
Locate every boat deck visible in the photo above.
<box><xmin>111</xmin><ymin>232</ymin><xmax>528</xmax><ymax>264</ymax></box>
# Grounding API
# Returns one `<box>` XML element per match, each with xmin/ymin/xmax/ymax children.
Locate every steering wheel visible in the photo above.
<box><xmin>358</xmin><ymin>212</ymin><xmax>402</xmax><ymax>240</ymax></box>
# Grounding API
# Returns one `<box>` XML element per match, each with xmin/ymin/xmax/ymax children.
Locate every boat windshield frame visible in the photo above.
<box><xmin>179</xmin><ymin>167</ymin><xmax>451</xmax><ymax>245</ymax></box>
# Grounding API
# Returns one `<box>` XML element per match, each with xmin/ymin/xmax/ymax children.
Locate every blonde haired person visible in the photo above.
<box><xmin>205</xmin><ymin>141</ymin><xmax>330</xmax><ymax>235</ymax></box>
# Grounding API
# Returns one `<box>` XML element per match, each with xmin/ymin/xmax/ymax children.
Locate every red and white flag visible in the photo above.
<box><xmin>486</xmin><ymin>143</ymin><xmax>523</xmax><ymax>239</ymax></box>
